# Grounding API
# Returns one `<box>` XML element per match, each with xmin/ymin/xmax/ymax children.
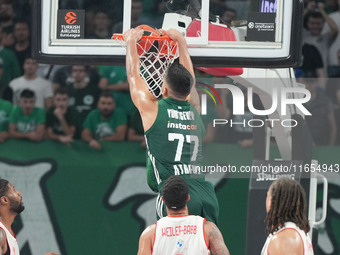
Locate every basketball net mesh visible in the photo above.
<box><xmin>113</xmin><ymin>35</ymin><xmax>179</xmax><ymax>98</ymax></box>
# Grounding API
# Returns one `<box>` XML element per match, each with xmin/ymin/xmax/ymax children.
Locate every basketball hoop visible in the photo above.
<box><xmin>112</xmin><ymin>33</ymin><xmax>179</xmax><ymax>98</ymax></box>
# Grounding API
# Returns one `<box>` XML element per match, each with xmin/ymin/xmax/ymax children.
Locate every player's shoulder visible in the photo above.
<box><xmin>268</xmin><ymin>228</ymin><xmax>303</xmax><ymax>254</ymax></box>
<box><xmin>140</xmin><ymin>224</ymin><xmax>156</xmax><ymax>241</ymax></box>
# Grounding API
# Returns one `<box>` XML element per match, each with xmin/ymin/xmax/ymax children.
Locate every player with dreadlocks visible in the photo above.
<box><xmin>261</xmin><ymin>178</ymin><xmax>314</xmax><ymax>255</ymax></box>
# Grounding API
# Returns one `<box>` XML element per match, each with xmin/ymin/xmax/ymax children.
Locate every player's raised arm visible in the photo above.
<box><xmin>161</xmin><ymin>29</ymin><xmax>200</xmax><ymax>113</ymax></box>
<box><xmin>123</xmin><ymin>29</ymin><xmax>157</xmax><ymax>109</ymax></box>
<box><xmin>123</xmin><ymin>29</ymin><xmax>158</xmax><ymax>132</ymax></box>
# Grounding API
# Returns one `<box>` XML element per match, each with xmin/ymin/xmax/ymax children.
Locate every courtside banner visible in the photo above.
<box><xmin>0</xmin><ymin>140</ymin><xmax>339</xmax><ymax>254</ymax></box>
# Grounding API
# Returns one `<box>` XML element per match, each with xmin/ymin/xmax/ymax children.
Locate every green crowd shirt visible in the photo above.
<box><xmin>0</xmin><ymin>99</ymin><xmax>13</xmax><ymax>132</ymax></box>
<box><xmin>83</xmin><ymin>108</ymin><xmax>127</xmax><ymax>139</ymax></box>
<box><xmin>9</xmin><ymin>107</ymin><xmax>45</xmax><ymax>133</ymax></box>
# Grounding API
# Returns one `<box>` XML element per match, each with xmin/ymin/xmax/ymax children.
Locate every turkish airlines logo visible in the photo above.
<box><xmin>65</xmin><ymin>11</ymin><xmax>77</xmax><ymax>24</ymax></box>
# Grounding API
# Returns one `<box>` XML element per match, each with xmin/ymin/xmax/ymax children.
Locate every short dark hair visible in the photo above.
<box><xmin>265</xmin><ymin>178</ymin><xmax>310</xmax><ymax>235</ymax></box>
<box><xmin>0</xmin><ymin>179</ymin><xmax>9</xmax><ymax>197</ymax></box>
<box><xmin>20</xmin><ymin>89</ymin><xmax>35</xmax><ymax>99</ymax></box>
<box><xmin>162</xmin><ymin>176</ymin><xmax>189</xmax><ymax>211</ymax></box>
<box><xmin>99</xmin><ymin>91</ymin><xmax>115</xmax><ymax>100</ymax></box>
<box><xmin>165</xmin><ymin>60</ymin><xmax>193</xmax><ymax>99</ymax></box>
<box><xmin>307</xmin><ymin>11</ymin><xmax>324</xmax><ymax>21</ymax></box>
<box><xmin>72</xmin><ymin>65</ymin><xmax>90</xmax><ymax>73</ymax></box>
<box><xmin>54</xmin><ymin>87</ymin><xmax>69</xmax><ymax>96</ymax></box>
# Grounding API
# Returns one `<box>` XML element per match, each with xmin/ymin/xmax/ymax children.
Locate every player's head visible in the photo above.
<box><xmin>54</xmin><ymin>87</ymin><xmax>69</xmax><ymax>110</ymax></box>
<box><xmin>162</xmin><ymin>176</ymin><xmax>189</xmax><ymax>211</ymax></box>
<box><xmin>0</xmin><ymin>178</ymin><xmax>25</xmax><ymax>215</ymax></box>
<box><xmin>163</xmin><ymin>60</ymin><xmax>193</xmax><ymax>100</ymax></box>
<box><xmin>97</xmin><ymin>92</ymin><xmax>115</xmax><ymax>118</ymax></box>
<box><xmin>265</xmin><ymin>178</ymin><xmax>310</xmax><ymax>234</ymax></box>
<box><xmin>19</xmin><ymin>89</ymin><xmax>35</xmax><ymax>114</ymax></box>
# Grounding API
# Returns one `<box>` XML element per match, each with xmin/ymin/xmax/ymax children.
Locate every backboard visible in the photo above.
<box><xmin>32</xmin><ymin>0</ymin><xmax>303</xmax><ymax>68</ymax></box>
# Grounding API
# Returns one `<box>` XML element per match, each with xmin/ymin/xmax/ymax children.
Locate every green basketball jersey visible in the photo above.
<box><xmin>145</xmin><ymin>97</ymin><xmax>206</xmax><ymax>192</ymax></box>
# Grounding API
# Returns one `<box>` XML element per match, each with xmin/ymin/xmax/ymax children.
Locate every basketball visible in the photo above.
<box><xmin>135</xmin><ymin>25</ymin><xmax>161</xmax><ymax>56</ymax></box>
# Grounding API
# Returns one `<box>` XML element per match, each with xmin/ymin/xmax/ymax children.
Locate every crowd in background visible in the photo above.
<box><xmin>1</xmin><ymin>0</ymin><xmax>340</xmax><ymax>149</ymax></box>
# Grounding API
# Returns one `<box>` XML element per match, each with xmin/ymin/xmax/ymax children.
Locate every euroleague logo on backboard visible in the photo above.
<box><xmin>65</xmin><ymin>11</ymin><xmax>77</xmax><ymax>24</ymax></box>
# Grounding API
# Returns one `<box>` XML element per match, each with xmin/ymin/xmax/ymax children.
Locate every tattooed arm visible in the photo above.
<box><xmin>204</xmin><ymin>220</ymin><xmax>230</xmax><ymax>255</ymax></box>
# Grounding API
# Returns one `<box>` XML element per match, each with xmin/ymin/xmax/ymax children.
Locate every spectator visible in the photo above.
<box><xmin>87</xmin><ymin>10</ymin><xmax>112</xmax><ymax>39</ymax></box>
<box><xmin>0</xmin><ymin>26</ymin><xmax>21</xmax><ymax>98</ymax></box>
<box><xmin>304</xmin><ymin>2</ymin><xmax>338</xmax><ymax>75</ymax></box>
<box><xmin>325</xmin><ymin>0</ymin><xmax>339</xmax><ymax>14</ymax></box>
<box><xmin>301</xmin><ymin>43</ymin><xmax>326</xmax><ymax>80</ymax></box>
<box><xmin>113</xmin><ymin>0</ymin><xmax>149</xmax><ymax>33</ymax></box>
<box><xmin>0</xmin><ymin>98</ymin><xmax>13</xmax><ymax>142</ymax></box>
<box><xmin>10</xmin><ymin>57</ymin><xmax>53</xmax><ymax>110</ymax></box>
<box><xmin>98</xmin><ymin>65</ymin><xmax>136</xmax><ymax>117</ymax></box>
<box><xmin>67</xmin><ymin>65</ymin><xmax>101</xmax><ymax>133</ymax></box>
<box><xmin>0</xmin><ymin>2</ymin><xmax>15</xmax><ymax>47</ymax></box>
<box><xmin>82</xmin><ymin>92</ymin><xmax>127</xmax><ymax>150</ymax></box>
<box><xmin>127</xmin><ymin>109</ymin><xmax>145</xmax><ymax>148</ymax></box>
<box><xmin>210</xmin><ymin>0</ymin><xmax>227</xmax><ymax>17</ymax></box>
<box><xmin>221</xmin><ymin>7</ymin><xmax>237</xmax><ymax>24</ymax></box>
<box><xmin>142</xmin><ymin>0</ymin><xmax>167</xmax><ymax>28</ymax></box>
<box><xmin>9</xmin><ymin>89</ymin><xmax>45</xmax><ymax>142</ymax></box>
<box><xmin>46</xmin><ymin>87</ymin><xmax>77</xmax><ymax>145</ymax></box>
<box><xmin>12</xmin><ymin>0</ymin><xmax>31</xmax><ymax>22</ymax></box>
<box><xmin>299</xmin><ymin>72</ymin><xmax>337</xmax><ymax>146</ymax></box>
<box><xmin>324</xmin><ymin>0</ymin><xmax>340</xmax><ymax>76</ymax></box>
<box><xmin>326</xmin><ymin>49</ymin><xmax>340</xmax><ymax>103</ymax></box>
<box><xmin>52</xmin><ymin>65</ymin><xmax>100</xmax><ymax>91</ymax></box>
<box><xmin>11</xmin><ymin>20</ymin><xmax>31</xmax><ymax>73</ymax></box>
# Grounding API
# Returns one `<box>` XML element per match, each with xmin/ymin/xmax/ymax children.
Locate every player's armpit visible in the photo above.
<box><xmin>268</xmin><ymin>229</ymin><xmax>303</xmax><ymax>255</ymax></box>
<box><xmin>0</xmin><ymin>229</ymin><xmax>7</xmax><ymax>255</ymax></box>
<box><xmin>204</xmin><ymin>221</ymin><xmax>230</xmax><ymax>255</ymax></box>
<box><xmin>137</xmin><ymin>224</ymin><xmax>156</xmax><ymax>255</ymax></box>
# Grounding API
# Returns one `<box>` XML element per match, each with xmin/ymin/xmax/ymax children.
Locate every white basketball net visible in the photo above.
<box><xmin>113</xmin><ymin>35</ymin><xmax>179</xmax><ymax>98</ymax></box>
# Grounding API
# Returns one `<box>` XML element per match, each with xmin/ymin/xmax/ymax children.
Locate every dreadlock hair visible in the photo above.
<box><xmin>0</xmin><ymin>179</ymin><xmax>9</xmax><ymax>198</ymax></box>
<box><xmin>265</xmin><ymin>178</ymin><xmax>310</xmax><ymax>235</ymax></box>
<box><xmin>165</xmin><ymin>59</ymin><xmax>193</xmax><ymax>99</ymax></box>
<box><xmin>162</xmin><ymin>176</ymin><xmax>189</xmax><ymax>211</ymax></box>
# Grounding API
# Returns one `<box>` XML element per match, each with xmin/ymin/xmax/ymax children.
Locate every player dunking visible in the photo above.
<box><xmin>261</xmin><ymin>178</ymin><xmax>314</xmax><ymax>255</ymax></box>
<box><xmin>137</xmin><ymin>176</ymin><xmax>230</xmax><ymax>255</ymax></box>
<box><xmin>123</xmin><ymin>28</ymin><xmax>219</xmax><ymax>223</ymax></box>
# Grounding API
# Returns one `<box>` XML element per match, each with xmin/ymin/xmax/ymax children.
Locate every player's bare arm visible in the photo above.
<box><xmin>160</xmin><ymin>29</ymin><xmax>200</xmax><ymax>113</ymax></box>
<box><xmin>204</xmin><ymin>221</ymin><xmax>230</xmax><ymax>255</ymax></box>
<box><xmin>137</xmin><ymin>224</ymin><xmax>156</xmax><ymax>255</ymax></box>
<box><xmin>123</xmin><ymin>29</ymin><xmax>158</xmax><ymax>132</ymax></box>
<box><xmin>267</xmin><ymin>229</ymin><xmax>303</xmax><ymax>255</ymax></box>
<box><xmin>0</xmin><ymin>229</ymin><xmax>7</xmax><ymax>255</ymax></box>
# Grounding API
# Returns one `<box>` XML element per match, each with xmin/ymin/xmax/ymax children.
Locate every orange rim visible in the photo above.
<box><xmin>112</xmin><ymin>33</ymin><xmax>173</xmax><ymax>42</ymax></box>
